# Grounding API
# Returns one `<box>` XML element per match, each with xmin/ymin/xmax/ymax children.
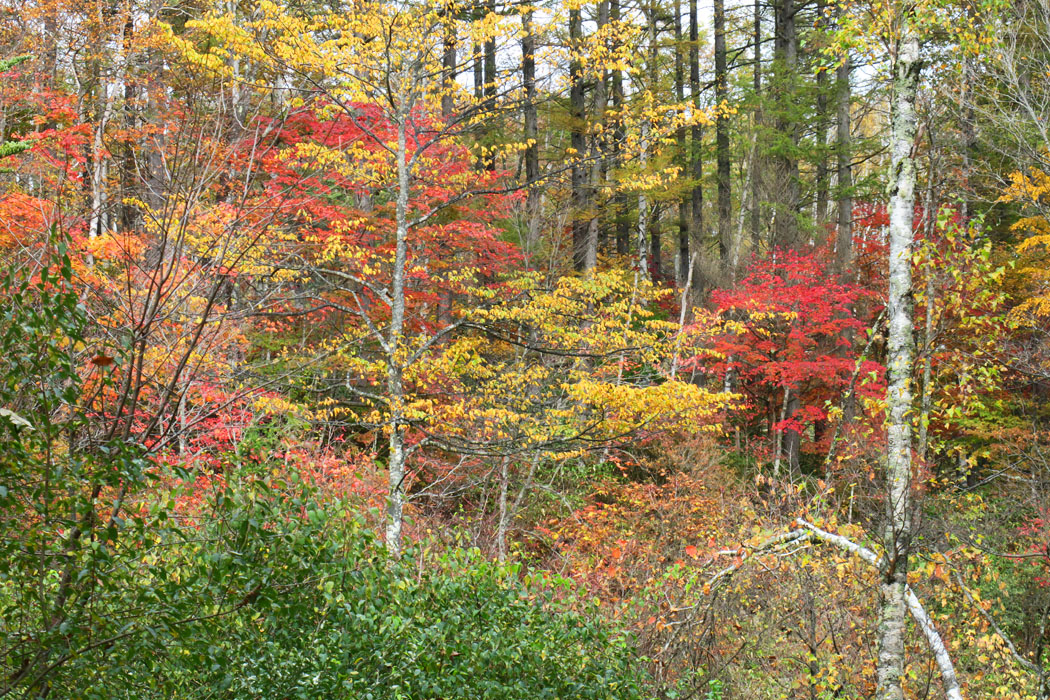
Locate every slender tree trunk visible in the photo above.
<box><xmin>773</xmin><ymin>0</ymin><xmax>799</xmax><ymax>247</ymax></box>
<box><xmin>484</xmin><ymin>0</ymin><xmax>497</xmax><ymax>113</ymax></box>
<box><xmin>918</xmin><ymin>161</ymin><xmax>937</xmax><ymax>464</ymax></box>
<box><xmin>585</xmin><ymin>1</ymin><xmax>610</xmax><ymax>272</ymax></box>
<box><xmin>835</xmin><ymin>54</ymin><xmax>853</xmax><ymax>273</ymax></box>
<box><xmin>751</xmin><ymin>0</ymin><xmax>763</xmax><ymax>252</ymax></box>
<box><xmin>689</xmin><ymin>0</ymin><xmax>703</xmax><ymax>289</ymax></box>
<box><xmin>650</xmin><ymin>204</ymin><xmax>662</xmax><ymax>279</ymax></box>
<box><xmin>773</xmin><ymin>385</ymin><xmax>790</xmax><ymax>479</ymax></box>
<box><xmin>442</xmin><ymin>14</ymin><xmax>457</xmax><ymax>120</ymax></box>
<box><xmin>522</xmin><ymin>9</ymin><xmax>541</xmax><ymax>255</ymax></box>
<box><xmin>783</xmin><ymin>391</ymin><xmax>801</xmax><ymax>474</ymax></box>
<box><xmin>439</xmin><ymin>15</ymin><xmax>457</xmax><ymax>322</ymax></box>
<box><xmin>675</xmin><ymin>0</ymin><xmax>691</xmax><ymax>285</ymax></box>
<box><xmin>497</xmin><ymin>456</ymin><xmax>509</xmax><ymax>562</ymax></box>
<box><xmin>714</xmin><ymin>0</ymin><xmax>731</xmax><ymax>270</ymax></box>
<box><xmin>814</xmin><ymin>0</ymin><xmax>829</xmax><ymax>226</ymax></box>
<box><xmin>569</xmin><ymin>7</ymin><xmax>588</xmax><ymax>271</ymax></box>
<box><xmin>612</xmin><ymin>0</ymin><xmax>630</xmax><ymax>256</ymax></box>
<box><xmin>386</xmin><ymin>115</ymin><xmax>412</xmax><ymax>554</ymax></box>
<box><xmin>637</xmin><ymin>125</ymin><xmax>651</xmax><ymax>281</ymax></box>
<box><xmin>876</xmin><ymin>21</ymin><xmax>921</xmax><ymax>700</ymax></box>
<box><xmin>473</xmin><ymin>40</ymin><xmax>484</xmax><ymax>170</ymax></box>
<box><xmin>613</xmin><ymin>0</ymin><xmax>625</xmax><ymax>255</ymax></box>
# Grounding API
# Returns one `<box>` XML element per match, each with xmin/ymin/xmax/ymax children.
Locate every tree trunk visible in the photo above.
<box><xmin>497</xmin><ymin>456</ymin><xmax>509</xmax><ymax>562</ymax></box>
<box><xmin>585</xmin><ymin>1</ymin><xmax>610</xmax><ymax>272</ymax></box>
<box><xmin>386</xmin><ymin>116</ymin><xmax>412</xmax><ymax>554</ymax></box>
<box><xmin>612</xmin><ymin>0</ymin><xmax>630</xmax><ymax>256</ymax></box>
<box><xmin>522</xmin><ymin>8</ymin><xmax>541</xmax><ymax>254</ymax></box>
<box><xmin>442</xmin><ymin>14</ymin><xmax>457</xmax><ymax>120</ymax></box>
<box><xmin>835</xmin><ymin>54</ymin><xmax>853</xmax><ymax>273</ymax></box>
<box><xmin>689</xmin><ymin>0</ymin><xmax>703</xmax><ymax>289</ymax></box>
<box><xmin>814</xmin><ymin>0</ymin><xmax>829</xmax><ymax>226</ymax></box>
<box><xmin>773</xmin><ymin>0</ymin><xmax>799</xmax><ymax>248</ymax></box>
<box><xmin>650</xmin><ymin>204</ymin><xmax>662</xmax><ymax>279</ymax></box>
<box><xmin>714</xmin><ymin>0</ymin><xmax>731</xmax><ymax>270</ymax></box>
<box><xmin>918</xmin><ymin>160</ymin><xmax>937</xmax><ymax>464</ymax></box>
<box><xmin>675</xmin><ymin>0</ymin><xmax>691</xmax><ymax>286</ymax></box>
<box><xmin>569</xmin><ymin>7</ymin><xmax>588</xmax><ymax>271</ymax></box>
<box><xmin>484</xmin><ymin>0</ymin><xmax>497</xmax><ymax>116</ymax></box>
<box><xmin>751</xmin><ymin>0</ymin><xmax>763</xmax><ymax>253</ymax></box>
<box><xmin>877</xmin><ymin>21</ymin><xmax>921</xmax><ymax>700</ymax></box>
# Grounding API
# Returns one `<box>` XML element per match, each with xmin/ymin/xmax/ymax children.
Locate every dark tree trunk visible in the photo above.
<box><xmin>522</xmin><ymin>8</ymin><xmax>540</xmax><ymax>253</ymax></box>
<box><xmin>714</xmin><ymin>0</ymin><xmax>731</xmax><ymax>269</ymax></box>
<box><xmin>814</xmin><ymin>0</ymin><xmax>829</xmax><ymax>226</ymax></box>
<box><xmin>569</xmin><ymin>6</ymin><xmax>588</xmax><ymax>271</ymax></box>
<box><xmin>773</xmin><ymin>0</ymin><xmax>800</xmax><ymax>248</ymax></box>
<box><xmin>650</xmin><ymin>204</ymin><xmax>662</xmax><ymax>280</ymax></box>
<box><xmin>612</xmin><ymin>0</ymin><xmax>629</xmax><ymax>256</ymax></box>
<box><xmin>689</xmin><ymin>0</ymin><xmax>703</xmax><ymax>289</ymax></box>
<box><xmin>675</xmin><ymin>0</ymin><xmax>691</xmax><ymax>285</ymax></box>
<box><xmin>835</xmin><ymin>55</ymin><xmax>853</xmax><ymax>273</ymax></box>
<box><xmin>751</xmin><ymin>0</ymin><xmax>763</xmax><ymax>252</ymax></box>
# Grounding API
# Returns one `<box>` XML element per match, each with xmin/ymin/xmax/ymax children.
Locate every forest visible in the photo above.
<box><xmin>0</xmin><ymin>0</ymin><xmax>1049</xmax><ymax>696</ymax></box>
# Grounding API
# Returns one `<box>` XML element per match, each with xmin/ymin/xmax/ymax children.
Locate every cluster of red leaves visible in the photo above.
<box><xmin>692</xmin><ymin>247</ymin><xmax>882</xmax><ymax>455</ymax></box>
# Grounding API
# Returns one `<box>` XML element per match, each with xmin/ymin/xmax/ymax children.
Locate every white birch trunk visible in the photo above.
<box><xmin>877</xmin><ymin>21</ymin><xmax>922</xmax><ymax>700</ymax></box>
<box><xmin>637</xmin><ymin>122</ymin><xmax>650</xmax><ymax>281</ymax></box>
<box><xmin>385</xmin><ymin>115</ymin><xmax>410</xmax><ymax>554</ymax></box>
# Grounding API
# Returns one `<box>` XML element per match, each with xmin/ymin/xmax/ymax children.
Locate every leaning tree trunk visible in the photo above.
<box><xmin>877</xmin><ymin>21</ymin><xmax>921</xmax><ymax>700</ymax></box>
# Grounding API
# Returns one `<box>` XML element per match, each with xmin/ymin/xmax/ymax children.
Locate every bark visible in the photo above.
<box><xmin>772</xmin><ymin>0</ymin><xmax>799</xmax><ymax>248</ymax></box>
<box><xmin>751</xmin><ymin>0</ymin><xmax>763</xmax><ymax>252</ymax></box>
<box><xmin>674</xmin><ymin>0</ymin><xmax>691</xmax><ymax>285</ymax></box>
<box><xmin>522</xmin><ymin>9</ymin><xmax>541</xmax><ymax>254</ymax></box>
<box><xmin>386</xmin><ymin>113</ymin><xmax>412</xmax><ymax>554</ymax></box>
<box><xmin>810</xmin><ymin>7</ymin><xmax>827</xmax><ymax>224</ymax></box>
<box><xmin>637</xmin><ymin>142</ymin><xmax>651</xmax><ymax>282</ymax></box>
<box><xmin>612</xmin><ymin>0</ymin><xmax>630</xmax><ymax>256</ymax></box>
<box><xmin>439</xmin><ymin>13</ymin><xmax>457</xmax><ymax>322</ymax></box>
<box><xmin>688</xmin><ymin>0</ymin><xmax>703</xmax><ymax>288</ymax></box>
<box><xmin>877</xmin><ymin>22</ymin><xmax>921</xmax><ymax>700</ymax></box>
<box><xmin>484</xmin><ymin>0</ymin><xmax>498</xmax><ymax>116</ymax></box>
<box><xmin>569</xmin><ymin>7</ymin><xmax>588</xmax><ymax>271</ymax></box>
<box><xmin>585</xmin><ymin>1</ymin><xmax>610</xmax><ymax>272</ymax></box>
<box><xmin>497</xmin><ymin>457</ymin><xmax>509</xmax><ymax>562</ymax></box>
<box><xmin>918</xmin><ymin>161</ymin><xmax>937</xmax><ymax>464</ymax></box>
<box><xmin>442</xmin><ymin>14</ymin><xmax>457</xmax><ymax>120</ymax></box>
<box><xmin>714</xmin><ymin>0</ymin><xmax>731</xmax><ymax>269</ymax></box>
<box><xmin>796</xmin><ymin>519</ymin><xmax>965</xmax><ymax>700</ymax></box>
<box><xmin>835</xmin><ymin>54</ymin><xmax>853</xmax><ymax>273</ymax></box>
<box><xmin>783</xmin><ymin>390</ymin><xmax>801</xmax><ymax>474</ymax></box>
<box><xmin>650</xmin><ymin>204</ymin><xmax>662</xmax><ymax>279</ymax></box>
<box><xmin>815</xmin><ymin>0</ymin><xmax>829</xmax><ymax>225</ymax></box>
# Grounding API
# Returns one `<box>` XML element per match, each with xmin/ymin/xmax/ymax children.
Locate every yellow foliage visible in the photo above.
<box><xmin>999</xmin><ymin>162</ymin><xmax>1050</xmax><ymax>318</ymax></box>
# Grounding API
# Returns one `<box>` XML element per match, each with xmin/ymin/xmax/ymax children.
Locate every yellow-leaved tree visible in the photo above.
<box><xmin>1000</xmin><ymin>165</ymin><xmax>1050</xmax><ymax>318</ymax></box>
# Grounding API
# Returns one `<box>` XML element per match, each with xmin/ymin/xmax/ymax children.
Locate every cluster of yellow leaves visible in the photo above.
<box><xmin>1000</xmin><ymin>165</ymin><xmax>1050</xmax><ymax>318</ymax></box>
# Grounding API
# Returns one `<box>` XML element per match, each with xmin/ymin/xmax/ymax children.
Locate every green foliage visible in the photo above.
<box><xmin>0</xmin><ymin>236</ymin><xmax>647</xmax><ymax>699</ymax></box>
<box><xmin>135</xmin><ymin>509</ymin><xmax>649</xmax><ymax>699</ymax></box>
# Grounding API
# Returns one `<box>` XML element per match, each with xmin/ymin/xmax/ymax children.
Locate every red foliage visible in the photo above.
<box><xmin>691</xmin><ymin>248</ymin><xmax>882</xmax><ymax>457</ymax></box>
